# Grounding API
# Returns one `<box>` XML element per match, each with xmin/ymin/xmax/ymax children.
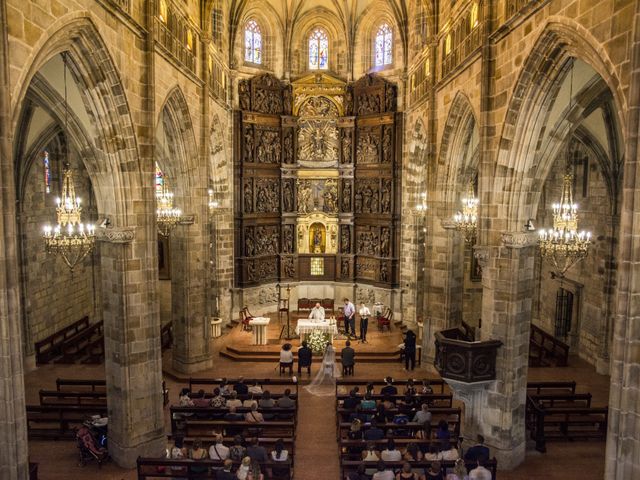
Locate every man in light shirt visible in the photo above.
<box><xmin>343</xmin><ymin>298</ymin><xmax>356</xmax><ymax>337</ymax></box>
<box><xmin>209</xmin><ymin>434</ymin><xmax>230</xmax><ymax>460</ymax></box>
<box><xmin>308</xmin><ymin>302</ymin><xmax>325</xmax><ymax>322</ymax></box>
<box><xmin>358</xmin><ymin>302</ymin><xmax>371</xmax><ymax>343</ymax></box>
<box><xmin>469</xmin><ymin>457</ymin><xmax>493</xmax><ymax>480</ymax></box>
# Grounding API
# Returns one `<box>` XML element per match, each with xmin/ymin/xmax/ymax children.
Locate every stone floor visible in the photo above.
<box><xmin>24</xmin><ymin>328</ymin><xmax>610</xmax><ymax>480</ymax></box>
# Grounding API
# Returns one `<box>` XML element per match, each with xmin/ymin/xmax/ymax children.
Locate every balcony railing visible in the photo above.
<box><xmin>434</xmin><ymin>325</ymin><xmax>501</xmax><ymax>383</ymax></box>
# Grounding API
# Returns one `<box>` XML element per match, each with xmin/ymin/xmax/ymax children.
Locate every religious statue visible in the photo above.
<box><xmin>341</xmin><ymin>227</ymin><xmax>350</xmax><ymax>254</ymax></box>
<box><xmin>341</xmin><ymin>130</ymin><xmax>353</xmax><ymax>164</ymax></box>
<box><xmin>298</xmin><ymin>181</ymin><xmax>313</xmax><ymax>214</ymax></box>
<box><xmin>283</xmin><ymin>226</ymin><xmax>293</xmax><ymax>253</ymax></box>
<box><xmin>380</xmin><ymin>262</ymin><xmax>389</xmax><ymax>282</ymax></box>
<box><xmin>381</xmin><ymin>181</ymin><xmax>391</xmax><ymax>213</ymax></box>
<box><xmin>243</xmin><ymin>127</ymin><xmax>253</xmax><ymax>162</ymax></box>
<box><xmin>313</xmin><ymin>228</ymin><xmax>323</xmax><ymax>253</ymax></box>
<box><xmin>341</xmin><ymin>181</ymin><xmax>351</xmax><ymax>212</ymax></box>
<box><xmin>380</xmin><ymin>228</ymin><xmax>390</xmax><ymax>257</ymax></box>
<box><xmin>382</xmin><ymin>127</ymin><xmax>393</xmax><ymax>163</ymax></box>
<box><xmin>245</xmin><ymin>231</ymin><xmax>255</xmax><ymax>257</ymax></box>
<box><xmin>283</xmin><ymin>131</ymin><xmax>294</xmax><ymax>164</ymax></box>
<box><xmin>239</xmin><ymin>80</ymin><xmax>250</xmax><ymax>111</ymax></box>
<box><xmin>341</xmin><ymin>258</ymin><xmax>350</xmax><ymax>277</ymax></box>
<box><xmin>283</xmin><ymin>180</ymin><xmax>293</xmax><ymax>212</ymax></box>
<box><xmin>284</xmin><ymin>257</ymin><xmax>295</xmax><ymax>277</ymax></box>
<box><xmin>243</xmin><ymin>181</ymin><xmax>253</xmax><ymax>213</ymax></box>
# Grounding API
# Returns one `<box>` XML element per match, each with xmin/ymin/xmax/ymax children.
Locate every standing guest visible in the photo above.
<box><xmin>279</xmin><ymin>343</ymin><xmax>294</xmax><ymax>375</ymax></box>
<box><xmin>343</xmin><ymin>389</ymin><xmax>360</xmax><ymax>410</ymax></box>
<box><xmin>403</xmin><ymin>330</ymin><xmax>417</xmax><ymax>371</ymax></box>
<box><xmin>234</xmin><ymin>378</ymin><xmax>249</xmax><ymax>395</ymax></box>
<box><xmin>380</xmin><ymin>439</ymin><xmax>402</xmax><ymax>461</ymax></box>
<box><xmin>188</xmin><ymin>438</ymin><xmax>209</xmax><ymax>473</ymax></box>
<box><xmin>309</xmin><ymin>302</ymin><xmax>325</xmax><ymax>322</ymax></box>
<box><xmin>412</xmin><ymin>403</ymin><xmax>432</xmax><ymax>425</ymax></box>
<box><xmin>343</xmin><ymin>298</ymin><xmax>356</xmax><ymax>337</ymax></box>
<box><xmin>381</xmin><ymin>395</ymin><xmax>396</xmax><ymax>410</ymax></box>
<box><xmin>229</xmin><ymin>435</ymin><xmax>247</xmax><ymax>461</ymax></box>
<box><xmin>245</xmin><ymin>403</ymin><xmax>264</xmax><ymax>423</ymax></box>
<box><xmin>468</xmin><ymin>458</ymin><xmax>492</xmax><ymax>480</ymax></box>
<box><xmin>372</xmin><ymin>461</ymin><xmax>395</xmax><ymax>480</ymax></box>
<box><xmin>210</xmin><ymin>387</ymin><xmax>227</xmax><ymax>408</ymax></box>
<box><xmin>246</xmin><ymin>438</ymin><xmax>268</xmax><ymax>462</ymax></box>
<box><xmin>446</xmin><ymin>458</ymin><xmax>469</xmax><ymax>480</ymax></box>
<box><xmin>381</xmin><ymin>377</ymin><xmax>397</xmax><ymax>395</ymax></box>
<box><xmin>217</xmin><ymin>459</ymin><xmax>235</xmax><ymax>480</ymax></box>
<box><xmin>358</xmin><ymin>302</ymin><xmax>371</xmax><ymax>343</ymax></box>
<box><xmin>179</xmin><ymin>388</ymin><xmax>194</xmax><ymax>407</ymax></box>
<box><xmin>342</xmin><ymin>340</ymin><xmax>356</xmax><ymax>375</ymax></box>
<box><xmin>297</xmin><ymin>341</ymin><xmax>313</xmax><ymax>375</ymax></box>
<box><xmin>464</xmin><ymin>435</ymin><xmax>490</xmax><ymax>463</ymax></box>
<box><xmin>226</xmin><ymin>391</ymin><xmax>243</xmax><ymax>409</ymax></box>
<box><xmin>248</xmin><ymin>381</ymin><xmax>262</xmax><ymax>395</ymax></box>
<box><xmin>403</xmin><ymin>442</ymin><xmax>423</xmax><ymax>462</ymax></box>
<box><xmin>209</xmin><ymin>433</ymin><xmax>230</xmax><ymax>460</ymax></box>
<box><xmin>396</xmin><ymin>462</ymin><xmax>419</xmax><ymax>480</ymax></box>
<box><xmin>425</xmin><ymin>461</ymin><xmax>444</xmax><ymax>480</ymax></box>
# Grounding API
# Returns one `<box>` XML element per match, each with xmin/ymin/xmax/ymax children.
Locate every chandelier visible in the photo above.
<box><xmin>538</xmin><ymin>171</ymin><xmax>591</xmax><ymax>277</ymax></box>
<box><xmin>453</xmin><ymin>181</ymin><xmax>479</xmax><ymax>243</ymax></box>
<box><xmin>156</xmin><ymin>183</ymin><xmax>181</xmax><ymax>237</ymax></box>
<box><xmin>208</xmin><ymin>188</ymin><xmax>219</xmax><ymax>212</ymax></box>
<box><xmin>43</xmin><ymin>167</ymin><xmax>96</xmax><ymax>271</ymax></box>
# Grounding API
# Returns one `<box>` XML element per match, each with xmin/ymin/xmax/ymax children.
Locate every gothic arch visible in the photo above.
<box><xmin>492</xmin><ymin>21</ymin><xmax>626</xmax><ymax>234</ymax></box>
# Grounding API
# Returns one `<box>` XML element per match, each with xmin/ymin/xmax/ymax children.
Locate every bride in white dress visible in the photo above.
<box><xmin>305</xmin><ymin>343</ymin><xmax>341</xmax><ymax>396</ymax></box>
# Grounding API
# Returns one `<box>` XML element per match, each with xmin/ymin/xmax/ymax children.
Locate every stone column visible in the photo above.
<box><xmin>98</xmin><ymin>228</ymin><xmax>165</xmax><ymax>468</ymax></box>
<box><xmin>474</xmin><ymin>232</ymin><xmax>537</xmax><ymax>469</ymax></box>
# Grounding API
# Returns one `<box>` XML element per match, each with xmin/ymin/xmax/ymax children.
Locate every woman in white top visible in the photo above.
<box><xmin>279</xmin><ymin>343</ymin><xmax>294</xmax><ymax>374</ymax></box>
<box><xmin>446</xmin><ymin>458</ymin><xmax>469</xmax><ymax>480</ymax></box>
<box><xmin>380</xmin><ymin>439</ymin><xmax>402</xmax><ymax>462</ymax></box>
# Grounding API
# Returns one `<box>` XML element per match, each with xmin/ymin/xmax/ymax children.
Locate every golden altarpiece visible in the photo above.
<box><xmin>234</xmin><ymin>72</ymin><xmax>400</xmax><ymax>288</ymax></box>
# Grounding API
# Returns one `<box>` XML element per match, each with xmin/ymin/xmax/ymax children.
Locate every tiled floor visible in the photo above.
<box><xmin>25</xmin><ymin>327</ymin><xmax>610</xmax><ymax>480</ymax></box>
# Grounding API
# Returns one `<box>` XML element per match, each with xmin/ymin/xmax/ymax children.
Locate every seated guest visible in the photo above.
<box><xmin>348</xmin><ymin>419</ymin><xmax>364</xmax><ymax>440</ymax></box>
<box><xmin>297</xmin><ymin>341</ymin><xmax>313</xmax><ymax>375</ymax></box>
<box><xmin>343</xmin><ymin>389</ymin><xmax>360</xmax><ymax>410</ymax></box>
<box><xmin>219</xmin><ymin>379</ymin><xmax>231</xmax><ymax>396</ymax></box>
<box><xmin>224</xmin><ymin>405</ymin><xmax>244</xmax><ymax>421</ymax></box>
<box><xmin>446</xmin><ymin>458</ymin><xmax>468</xmax><ymax>480</ymax></box>
<box><xmin>380</xmin><ymin>439</ymin><xmax>402</xmax><ymax>462</ymax></box>
<box><xmin>365</xmin><ymin>383</ymin><xmax>375</xmax><ymax>396</ymax></box>
<box><xmin>464</xmin><ymin>435</ymin><xmax>490</xmax><ymax>463</ymax></box>
<box><xmin>360</xmin><ymin>392</ymin><xmax>377</xmax><ymax>411</ymax></box>
<box><xmin>398</xmin><ymin>393</ymin><xmax>416</xmax><ymax>412</ymax></box>
<box><xmin>226</xmin><ymin>391</ymin><xmax>243</xmax><ymax>409</ymax></box>
<box><xmin>248</xmin><ymin>459</ymin><xmax>265</xmax><ymax>480</ymax></box>
<box><xmin>381</xmin><ymin>395</ymin><xmax>396</xmax><ymax>411</ymax></box>
<box><xmin>280</xmin><ymin>343</ymin><xmax>294</xmax><ymax>375</ymax></box>
<box><xmin>248</xmin><ymin>381</ymin><xmax>263</xmax><ymax>395</ymax></box>
<box><xmin>258</xmin><ymin>390</ymin><xmax>275</xmax><ymax>408</ymax></box>
<box><xmin>210</xmin><ymin>387</ymin><xmax>227</xmax><ymax>408</ymax></box>
<box><xmin>436</xmin><ymin>420</ymin><xmax>451</xmax><ymax>443</ymax></box>
<box><xmin>412</xmin><ymin>403</ymin><xmax>432</xmax><ymax>425</ymax></box>
<box><xmin>361</xmin><ymin>442</ymin><xmax>380</xmax><ymax>463</ymax></box>
<box><xmin>440</xmin><ymin>441</ymin><xmax>459</xmax><ymax>461</ymax></box>
<box><xmin>403</xmin><ymin>442</ymin><xmax>423</xmax><ymax>462</ymax></box>
<box><xmin>363</xmin><ymin>419</ymin><xmax>385</xmax><ymax>441</ymax></box>
<box><xmin>168</xmin><ymin>436</ymin><xmax>187</xmax><ymax>476</ymax></box>
<box><xmin>276</xmin><ymin>388</ymin><xmax>295</xmax><ymax>408</ymax></box>
<box><xmin>234</xmin><ymin>378</ymin><xmax>249</xmax><ymax>395</ymax></box>
<box><xmin>372</xmin><ymin>461</ymin><xmax>395</xmax><ymax>480</ymax></box>
<box><xmin>424</xmin><ymin>461</ymin><xmax>444</xmax><ymax>480</ymax></box>
<box><xmin>380</xmin><ymin>377</ymin><xmax>397</xmax><ymax>395</ymax></box>
<box><xmin>374</xmin><ymin>404</ymin><xmax>388</xmax><ymax>424</ymax></box>
<box><xmin>271</xmin><ymin>438</ymin><xmax>290</xmax><ymax>478</ymax></box>
<box><xmin>236</xmin><ymin>456</ymin><xmax>252</xmax><ymax>480</ymax></box>
<box><xmin>468</xmin><ymin>457</ymin><xmax>492</xmax><ymax>480</ymax></box>
<box><xmin>209</xmin><ymin>433</ymin><xmax>230</xmax><ymax>460</ymax></box>
<box><xmin>192</xmin><ymin>389</ymin><xmax>211</xmax><ymax>409</ymax></box>
<box><xmin>243</xmin><ymin>394</ymin><xmax>258</xmax><ymax>409</ymax></box>
<box><xmin>217</xmin><ymin>459</ymin><xmax>235</xmax><ymax>480</ymax></box>
<box><xmin>347</xmin><ymin>464</ymin><xmax>369</xmax><ymax>480</ymax></box>
<box><xmin>245</xmin><ymin>403</ymin><xmax>264</xmax><ymax>423</ymax></box>
<box><xmin>425</xmin><ymin>445</ymin><xmax>442</xmax><ymax>461</ymax></box>
<box><xmin>188</xmin><ymin>438</ymin><xmax>209</xmax><ymax>473</ymax></box>
<box><xmin>229</xmin><ymin>435</ymin><xmax>247</xmax><ymax>461</ymax></box>
<box><xmin>179</xmin><ymin>388</ymin><xmax>194</xmax><ymax>407</ymax></box>
<box><xmin>420</xmin><ymin>379</ymin><xmax>433</xmax><ymax>394</ymax></box>
<box><xmin>404</xmin><ymin>380</ymin><xmax>417</xmax><ymax>396</ymax></box>
<box><xmin>246</xmin><ymin>438</ymin><xmax>268</xmax><ymax>462</ymax></box>
<box><xmin>396</xmin><ymin>462</ymin><xmax>420</xmax><ymax>480</ymax></box>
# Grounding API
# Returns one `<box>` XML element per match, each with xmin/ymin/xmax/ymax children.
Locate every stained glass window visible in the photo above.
<box><xmin>309</xmin><ymin>28</ymin><xmax>329</xmax><ymax>70</ymax></box>
<box><xmin>244</xmin><ymin>20</ymin><xmax>262</xmax><ymax>64</ymax></box>
<box><xmin>43</xmin><ymin>151</ymin><xmax>51</xmax><ymax>194</ymax></box>
<box><xmin>155</xmin><ymin>162</ymin><xmax>165</xmax><ymax>194</ymax></box>
<box><xmin>470</xmin><ymin>2</ymin><xmax>479</xmax><ymax>29</ymax></box>
<box><xmin>375</xmin><ymin>24</ymin><xmax>393</xmax><ymax>67</ymax></box>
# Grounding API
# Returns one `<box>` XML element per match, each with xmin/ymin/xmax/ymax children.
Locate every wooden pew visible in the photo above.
<box><xmin>26</xmin><ymin>404</ymin><xmax>108</xmax><ymax>439</ymax></box>
<box><xmin>338</xmin><ymin>437</ymin><xmax>457</xmax><ymax>459</ymax></box>
<box><xmin>529</xmin><ymin>324</ymin><xmax>569</xmax><ymax>367</ymax></box>
<box><xmin>336</xmin><ymin>393</ymin><xmax>453</xmax><ymax>408</ymax></box>
<box><xmin>137</xmin><ymin>457</ymin><xmax>292</xmax><ymax>480</ymax></box>
<box><xmin>188</xmin><ymin>378</ymin><xmax>299</xmax><ymax>395</ymax></box>
<box><xmin>170</xmin><ymin>406</ymin><xmax>297</xmax><ymax>434</ymax></box>
<box><xmin>335</xmin><ymin>378</ymin><xmax>448</xmax><ymax>395</ymax></box>
<box><xmin>29</xmin><ymin>463</ymin><xmax>38</xmax><ymax>480</ymax></box>
<box><xmin>39</xmin><ymin>389</ymin><xmax>106</xmax><ymax>406</ymax></box>
<box><xmin>336</xmin><ymin>405</ymin><xmax>457</xmax><ymax>426</ymax></box>
<box><xmin>526</xmin><ymin>381</ymin><xmax>576</xmax><ymax>395</ymax></box>
<box><xmin>56</xmin><ymin>378</ymin><xmax>106</xmax><ymax>391</ymax></box>
<box><xmin>340</xmin><ymin>459</ymin><xmax>498</xmax><ymax>480</ymax></box>
<box><xmin>183</xmin><ymin>419</ymin><xmax>296</xmax><ymax>440</ymax></box>
<box><xmin>337</xmin><ymin>415</ymin><xmax>462</xmax><ymax>440</ymax></box>
<box><xmin>56</xmin><ymin>321</ymin><xmax>103</xmax><ymax>363</ymax></box>
<box><xmin>528</xmin><ymin>393</ymin><xmax>592</xmax><ymax>409</ymax></box>
<box><xmin>34</xmin><ymin>316</ymin><xmax>89</xmax><ymax>364</ymax></box>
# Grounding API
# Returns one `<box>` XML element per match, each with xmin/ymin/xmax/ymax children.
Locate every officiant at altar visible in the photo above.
<box><xmin>308</xmin><ymin>302</ymin><xmax>325</xmax><ymax>322</ymax></box>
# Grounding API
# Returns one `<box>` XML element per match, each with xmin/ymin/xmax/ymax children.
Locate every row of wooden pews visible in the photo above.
<box><xmin>335</xmin><ymin>379</ymin><xmax>497</xmax><ymax>479</ymax></box>
<box><xmin>139</xmin><ymin>377</ymin><xmax>299</xmax><ymax>479</ymax></box>
<box><xmin>526</xmin><ymin>381</ymin><xmax>608</xmax><ymax>452</ymax></box>
<box><xmin>529</xmin><ymin>324</ymin><xmax>570</xmax><ymax>367</ymax></box>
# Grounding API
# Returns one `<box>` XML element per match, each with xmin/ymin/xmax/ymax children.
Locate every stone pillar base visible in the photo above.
<box><xmin>492</xmin><ymin>441</ymin><xmax>526</xmax><ymax>470</ymax></box>
<box><xmin>596</xmin><ymin>356</ymin><xmax>610</xmax><ymax>375</ymax></box>
<box><xmin>109</xmin><ymin>433</ymin><xmax>166</xmax><ymax>468</ymax></box>
<box><xmin>172</xmin><ymin>354</ymin><xmax>214</xmax><ymax>374</ymax></box>
<box><xmin>22</xmin><ymin>354</ymin><xmax>36</xmax><ymax>373</ymax></box>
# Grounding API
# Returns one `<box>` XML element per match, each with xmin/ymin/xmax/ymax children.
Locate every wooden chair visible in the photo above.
<box><xmin>240</xmin><ymin>307</ymin><xmax>254</xmax><ymax>331</ymax></box>
<box><xmin>377</xmin><ymin>307</ymin><xmax>392</xmax><ymax>332</ymax></box>
<box><xmin>278</xmin><ymin>298</ymin><xmax>289</xmax><ymax>325</ymax></box>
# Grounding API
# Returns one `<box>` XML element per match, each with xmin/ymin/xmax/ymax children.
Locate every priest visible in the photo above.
<box><xmin>308</xmin><ymin>302</ymin><xmax>325</xmax><ymax>322</ymax></box>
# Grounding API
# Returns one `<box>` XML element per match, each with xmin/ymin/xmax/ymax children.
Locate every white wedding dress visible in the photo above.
<box><xmin>305</xmin><ymin>344</ymin><xmax>341</xmax><ymax>396</ymax></box>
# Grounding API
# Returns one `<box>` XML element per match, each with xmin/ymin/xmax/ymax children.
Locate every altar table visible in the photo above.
<box><xmin>249</xmin><ymin>317</ymin><xmax>270</xmax><ymax>345</ymax></box>
<box><xmin>295</xmin><ymin>320</ymin><xmax>339</xmax><ymax>342</ymax></box>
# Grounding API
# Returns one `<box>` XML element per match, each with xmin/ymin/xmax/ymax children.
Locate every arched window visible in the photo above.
<box><xmin>445</xmin><ymin>33</ymin><xmax>452</xmax><ymax>55</ymax></box>
<box><xmin>244</xmin><ymin>20</ymin><xmax>262</xmax><ymax>64</ymax></box>
<box><xmin>470</xmin><ymin>2</ymin><xmax>479</xmax><ymax>29</ymax></box>
<box><xmin>375</xmin><ymin>24</ymin><xmax>393</xmax><ymax>67</ymax></box>
<box><xmin>308</xmin><ymin>28</ymin><xmax>329</xmax><ymax>70</ymax></box>
<box><xmin>155</xmin><ymin>163</ymin><xmax>165</xmax><ymax>194</ymax></box>
<box><xmin>211</xmin><ymin>0</ymin><xmax>223</xmax><ymax>44</ymax></box>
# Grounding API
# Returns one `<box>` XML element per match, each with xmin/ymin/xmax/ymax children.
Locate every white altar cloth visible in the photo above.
<box><xmin>249</xmin><ymin>317</ymin><xmax>270</xmax><ymax>345</ymax></box>
<box><xmin>295</xmin><ymin>320</ymin><xmax>338</xmax><ymax>337</ymax></box>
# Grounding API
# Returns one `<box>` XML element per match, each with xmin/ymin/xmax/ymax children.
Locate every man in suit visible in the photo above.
<box><xmin>233</xmin><ymin>378</ymin><xmax>248</xmax><ymax>395</ymax></box>
<box><xmin>297</xmin><ymin>341</ymin><xmax>313</xmax><ymax>375</ymax></box>
<box><xmin>403</xmin><ymin>330</ymin><xmax>417</xmax><ymax>371</ymax></box>
<box><xmin>341</xmin><ymin>340</ymin><xmax>355</xmax><ymax>376</ymax></box>
<box><xmin>464</xmin><ymin>435</ymin><xmax>491</xmax><ymax>463</ymax></box>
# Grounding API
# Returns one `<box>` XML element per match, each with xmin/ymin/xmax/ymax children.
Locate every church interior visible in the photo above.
<box><xmin>1</xmin><ymin>0</ymin><xmax>639</xmax><ymax>479</ymax></box>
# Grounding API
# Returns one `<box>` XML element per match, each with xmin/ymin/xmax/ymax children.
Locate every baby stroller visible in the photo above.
<box><xmin>76</xmin><ymin>425</ymin><xmax>109</xmax><ymax>467</ymax></box>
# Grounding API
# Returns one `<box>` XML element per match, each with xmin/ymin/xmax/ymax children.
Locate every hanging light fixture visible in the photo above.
<box><xmin>208</xmin><ymin>188</ymin><xmax>219</xmax><ymax>212</ymax></box>
<box><xmin>538</xmin><ymin>62</ymin><xmax>592</xmax><ymax>277</ymax></box>
<box><xmin>42</xmin><ymin>54</ymin><xmax>95</xmax><ymax>272</ymax></box>
<box><xmin>453</xmin><ymin>180</ymin><xmax>479</xmax><ymax>243</ymax></box>
<box><xmin>156</xmin><ymin>181</ymin><xmax>181</xmax><ymax>237</ymax></box>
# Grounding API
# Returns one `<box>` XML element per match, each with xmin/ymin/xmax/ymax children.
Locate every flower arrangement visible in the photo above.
<box><xmin>307</xmin><ymin>330</ymin><xmax>330</xmax><ymax>354</ymax></box>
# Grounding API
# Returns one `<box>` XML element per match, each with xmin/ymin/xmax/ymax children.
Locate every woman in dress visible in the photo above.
<box><xmin>445</xmin><ymin>458</ymin><xmax>469</xmax><ymax>480</ymax></box>
<box><xmin>188</xmin><ymin>439</ymin><xmax>209</xmax><ymax>474</ymax></box>
<box><xmin>229</xmin><ymin>435</ymin><xmax>246</xmax><ymax>462</ymax></box>
<box><xmin>396</xmin><ymin>462</ymin><xmax>419</xmax><ymax>480</ymax></box>
<box><xmin>305</xmin><ymin>343</ymin><xmax>341</xmax><ymax>396</ymax></box>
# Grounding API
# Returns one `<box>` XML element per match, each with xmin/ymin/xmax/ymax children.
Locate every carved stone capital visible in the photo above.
<box><xmin>96</xmin><ymin>226</ymin><xmax>135</xmax><ymax>244</ymax></box>
<box><xmin>441</xmin><ymin>218</ymin><xmax>457</xmax><ymax>230</ymax></box>
<box><xmin>473</xmin><ymin>245</ymin><xmax>490</xmax><ymax>268</ymax></box>
<box><xmin>501</xmin><ymin>231</ymin><xmax>538</xmax><ymax>249</ymax></box>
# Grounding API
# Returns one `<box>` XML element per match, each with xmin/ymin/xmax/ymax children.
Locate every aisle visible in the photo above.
<box><xmin>293</xmin><ymin>386</ymin><xmax>340</xmax><ymax>480</ymax></box>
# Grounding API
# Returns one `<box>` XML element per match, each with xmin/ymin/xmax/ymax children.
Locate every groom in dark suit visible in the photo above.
<box><xmin>341</xmin><ymin>341</ymin><xmax>355</xmax><ymax>376</ymax></box>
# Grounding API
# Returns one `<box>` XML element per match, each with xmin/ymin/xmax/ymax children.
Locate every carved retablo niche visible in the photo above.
<box><xmin>297</xmin><ymin>97</ymin><xmax>339</xmax><ymax>166</ymax></box>
<box><xmin>297</xmin><ymin>213</ymin><xmax>338</xmax><ymax>254</ymax></box>
<box><xmin>296</xmin><ymin>177</ymin><xmax>338</xmax><ymax>214</ymax></box>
